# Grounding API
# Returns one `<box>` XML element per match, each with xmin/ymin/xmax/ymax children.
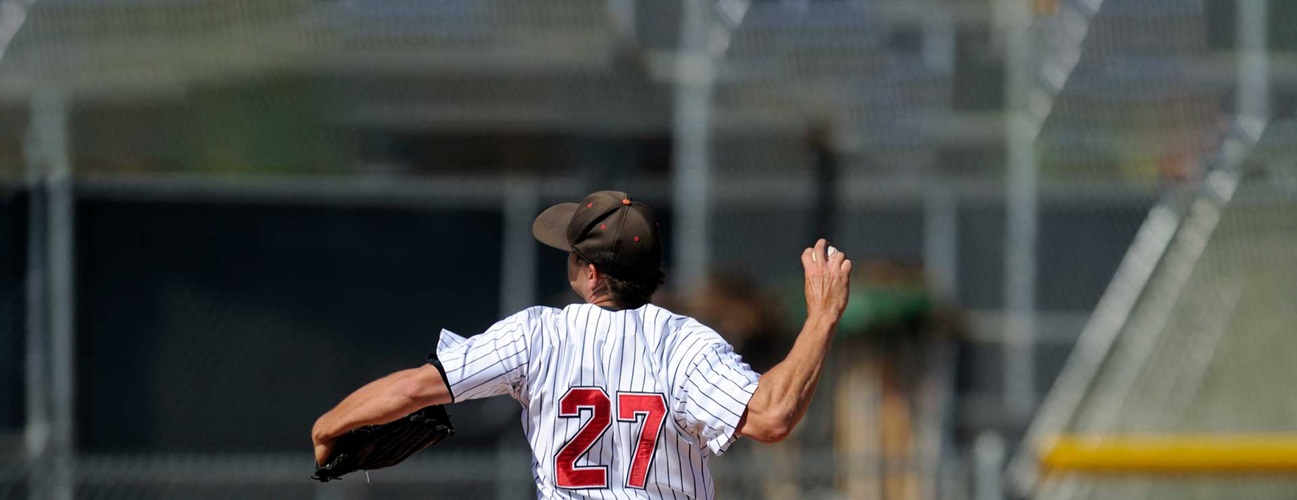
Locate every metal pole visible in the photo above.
<box><xmin>25</xmin><ymin>90</ymin><xmax>75</xmax><ymax>500</ymax></box>
<box><xmin>1084</xmin><ymin>0</ymin><xmax>1271</xmax><ymax>458</ymax></box>
<box><xmin>810</xmin><ymin>127</ymin><xmax>838</xmax><ymax>243</ymax></box>
<box><xmin>1007</xmin><ymin>2</ymin><xmax>1269</xmax><ymax>492</ymax></box>
<box><xmin>973</xmin><ymin>431</ymin><xmax>1007</xmax><ymax>500</ymax></box>
<box><xmin>24</xmin><ymin>114</ymin><xmax>51</xmax><ymax>500</ymax></box>
<box><xmin>1237</xmin><ymin>0</ymin><xmax>1269</xmax><ymax>128</ymax></box>
<box><xmin>923</xmin><ymin>184</ymin><xmax>958</xmax><ymax>300</ymax></box>
<box><xmin>1001</xmin><ymin>0</ymin><xmax>1039</xmax><ymax>419</ymax></box>
<box><xmin>0</xmin><ymin>1</ymin><xmax>38</xmax><ymax>63</ymax></box>
<box><xmin>671</xmin><ymin>0</ymin><xmax>714</xmax><ymax>290</ymax></box>
<box><xmin>499</xmin><ymin>177</ymin><xmax>539</xmax><ymax>316</ymax></box>
<box><xmin>605</xmin><ymin>0</ymin><xmax>637</xmax><ymax>42</ymax></box>
<box><xmin>922</xmin><ymin>10</ymin><xmax>956</xmax><ymax>75</ymax></box>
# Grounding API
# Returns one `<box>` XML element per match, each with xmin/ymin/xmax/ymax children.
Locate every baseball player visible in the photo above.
<box><xmin>313</xmin><ymin>190</ymin><xmax>852</xmax><ymax>498</ymax></box>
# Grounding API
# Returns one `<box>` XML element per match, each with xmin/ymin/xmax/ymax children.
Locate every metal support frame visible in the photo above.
<box><xmin>811</xmin><ymin>130</ymin><xmax>839</xmax><ymax>243</ymax></box>
<box><xmin>974</xmin><ymin>431</ymin><xmax>1007</xmax><ymax>500</ymax></box>
<box><xmin>605</xmin><ymin>0</ymin><xmax>637</xmax><ymax>43</ymax></box>
<box><xmin>1075</xmin><ymin>0</ymin><xmax>1270</xmax><ymax>470</ymax></box>
<box><xmin>23</xmin><ymin>126</ymin><xmax>52</xmax><ymax>500</ymax></box>
<box><xmin>1000</xmin><ymin>0</ymin><xmax>1039</xmax><ymax>420</ymax></box>
<box><xmin>0</xmin><ymin>0</ymin><xmax>38</xmax><ymax>63</ymax></box>
<box><xmin>499</xmin><ymin>177</ymin><xmax>539</xmax><ymax>317</ymax></box>
<box><xmin>923</xmin><ymin>184</ymin><xmax>958</xmax><ymax>300</ymax></box>
<box><xmin>671</xmin><ymin>0</ymin><xmax>715</xmax><ymax>290</ymax></box>
<box><xmin>1237</xmin><ymin>0</ymin><xmax>1270</xmax><ymax>130</ymax></box>
<box><xmin>1005</xmin><ymin>201</ymin><xmax>1181</xmax><ymax>495</ymax></box>
<box><xmin>996</xmin><ymin>0</ymin><xmax>1111</xmax><ymax>434</ymax></box>
<box><xmin>24</xmin><ymin>90</ymin><xmax>75</xmax><ymax>500</ymax></box>
<box><xmin>997</xmin><ymin>0</ymin><xmax>1106</xmax><ymax>430</ymax></box>
<box><xmin>1008</xmin><ymin>0</ymin><xmax>1271</xmax><ymax>497</ymax></box>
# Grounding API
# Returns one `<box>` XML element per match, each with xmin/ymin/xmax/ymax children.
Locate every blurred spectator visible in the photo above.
<box><xmin>657</xmin><ymin>272</ymin><xmax>791</xmax><ymax>374</ymax></box>
<box><xmin>823</xmin><ymin>258</ymin><xmax>965</xmax><ymax>500</ymax></box>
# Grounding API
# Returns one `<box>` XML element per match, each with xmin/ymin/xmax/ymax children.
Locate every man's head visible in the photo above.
<box><xmin>533</xmin><ymin>190</ymin><xmax>664</xmax><ymax>309</ymax></box>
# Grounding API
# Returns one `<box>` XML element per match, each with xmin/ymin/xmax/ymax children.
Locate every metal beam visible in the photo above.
<box><xmin>23</xmin><ymin>115</ymin><xmax>51</xmax><ymax>500</ymax></box>
<box><xmin>1000</xmin><ymin>0</ymin><xmax>1040</xmax><ymax>420</ymax></box>
<box><xmin>923</xmin><ymin>183</ymin><xmax>958</xmax><ymax>300</ymax></box>
<box><xmin>1008</xmin><ymin>0</ymin><xmax>1272</xmax><ymax>495</ymax></box>
<box><xmin>25</xmin><ymin>89</ymin><xmax>75</xmax><ymax>500</ymax></box>
<box><xmin>499</xmin><ymin>177</ymin><xmax>539</xmax><ymax>316</ymax></box>
<box><xmin>47</xmin><ymin>173</ymin><xmax>1166</xmax><ymax>209</ymax></box>
<box><xmin>671</xmin><ymin>0</ymin><xmax>715</xmax><ymax>290</ymax></box>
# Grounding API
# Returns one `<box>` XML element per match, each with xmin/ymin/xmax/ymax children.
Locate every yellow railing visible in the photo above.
<box><xmin>1039</xmin><ymin>435</ymin><xmax>1297</xmax><ymax>473</ymax></box>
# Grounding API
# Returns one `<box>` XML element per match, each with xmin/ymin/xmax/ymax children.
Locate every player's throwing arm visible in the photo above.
<box><xmin>737</xmin><ymin>238</ymin><xmax>851</xmax><ymax>442</ymax></box>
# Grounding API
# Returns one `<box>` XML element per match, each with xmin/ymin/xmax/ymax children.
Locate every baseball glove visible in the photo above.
<box><xmin>312</xmin><ymin>405</ymin><xmax>455</xmax><ymax>482</ymax></box>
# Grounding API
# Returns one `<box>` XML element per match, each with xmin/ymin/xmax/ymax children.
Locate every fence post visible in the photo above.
<box><xmin>500</xmin><ymin>177</ymin><xmax>539</xmax><ymax>317</ymax></box>
<box><xmin>25</xmin><ymin>90</ymin><xmax>76</xmax><ymax>500</ymax></box>
<box><xmin>974</xmin><ymin>432</ymin><xmax>1006</xmax><ymax>500</ymax></box>
<box><xmin>671</xmin><ymin>0</ymin><xmax>715</xmax><ymax>291</ymax></box>
<box><xmin>999</xmin><ymin>0</ymin><xmax>1040</xmax><ymax>420</ymax></box>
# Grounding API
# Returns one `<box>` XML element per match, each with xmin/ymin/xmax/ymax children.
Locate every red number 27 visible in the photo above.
<box><xmin>554</xmin><ymin>388</ymin><xmax>668</xmax><ymax>489</ymax></box>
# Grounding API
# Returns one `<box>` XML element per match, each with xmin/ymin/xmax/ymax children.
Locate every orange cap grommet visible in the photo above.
<box><xmin>622</xmin><ymin>199</ymin><xmax>631</xmax><ymax>205</ymax></box>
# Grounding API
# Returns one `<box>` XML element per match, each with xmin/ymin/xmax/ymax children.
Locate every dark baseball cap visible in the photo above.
<box><xmin>532</xmin><ymin>190</ymin><xmax>663</xmax><ymax>281</ymax></box>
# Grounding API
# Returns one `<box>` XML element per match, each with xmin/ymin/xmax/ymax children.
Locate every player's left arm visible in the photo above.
<box><xmin>312</xmin><ymin>308</ymin><xmax>536</xmax><ymax>464</ymax></box>
<box><xmin>311</xmin><ymin>364</ymin><xmax>451</xmax><ymax>465</ymax></box>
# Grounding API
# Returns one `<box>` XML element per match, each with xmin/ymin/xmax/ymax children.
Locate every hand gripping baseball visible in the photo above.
<box><xmin>801</xmin><ymin>239</ymin><xmax>851</xmax><ymax>320</ymax></box>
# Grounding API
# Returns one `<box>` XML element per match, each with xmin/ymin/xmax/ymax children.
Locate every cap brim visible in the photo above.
<box><xmin>532</xmin><ymin>202</ymin><xmax>578</xmax><ymax>252</ymax></box>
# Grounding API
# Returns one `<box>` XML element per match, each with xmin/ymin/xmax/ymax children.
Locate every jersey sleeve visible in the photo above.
<box><xmin>432</xmin><ymin>308</ymin><xmax>536</xmax><ymax>402</ymax></box>
<box><xmin>678</xmin><ymin>342</ymin><xmax>761</xmax><ymax>455</ymax></box>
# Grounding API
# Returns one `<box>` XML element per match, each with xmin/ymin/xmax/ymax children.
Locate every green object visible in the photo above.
<box><xmin>783</xmin><ymin>282</ymin><xmax>934</xmax><ymax>338</ymax></box>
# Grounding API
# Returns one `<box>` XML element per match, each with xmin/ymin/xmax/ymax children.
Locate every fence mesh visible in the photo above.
<box><xmin>1039</xmin><ymin>171</ymin><xmax>1297</xmax><ymax>499</ymax></box>
<box><xmin>1</xmin><ymin>2</ymin><xmax>973</xmax><ymax>499</ymax></box>
<box><xmin>1035</xmin><ymin>0</ymin><xmax>1227</xmax><ymax>184</ymax></box>
<box><xmin>1027</xmin><ymin>0</ymin><xmax>1297</xmax><ymax>497</ymax></box>
<box><xmin>1</xmin><ymin>0</ymin><xmax>1294</xmax><ymax>499</ymax></box>
<box><xmin>1068</xmin><ymin>185</ymin><xmax>1297</xmax><ymax>435</ymax></box>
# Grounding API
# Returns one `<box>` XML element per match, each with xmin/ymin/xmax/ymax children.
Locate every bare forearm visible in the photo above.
<box><xmin>744</xmin><ymin>314</ymin><xmax>837</xmax><ymax>440</ymax></box>
<box><xmin>313</xmin><ymin>366</ymin><xmax>445</xmax><ymax>442</ymax></box>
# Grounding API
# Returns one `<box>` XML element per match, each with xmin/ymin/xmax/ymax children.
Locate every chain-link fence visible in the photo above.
<box><xmin>1014</xmin><ymin>0</ymin><xmax>1297</xmax><ymax>498</ymax></box>
<box><xmin>2</xmin><ymin>0</ymin><xmax>1294</xmax><ymax>499</ymax></box>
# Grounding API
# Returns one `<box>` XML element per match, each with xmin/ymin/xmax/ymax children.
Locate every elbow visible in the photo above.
<box><xmin>753</xmin><ymin>424</ymin><xmax>791</xmax><ymax>444</ymax></box>
<box><xmin>763</xmin><ymin>415</ymin><xmax>795</xmax><ymax>443</ymax></box>
<box><xmin>745</xmin><ymin>410</ymin><xmax>795</xmax><ymax>443</ymax></box>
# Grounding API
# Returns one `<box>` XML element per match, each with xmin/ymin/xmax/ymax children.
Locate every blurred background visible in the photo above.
<box><xmin>1</xmin><ymin>0</ymin><xmax>1295</xmax><ymax>498</ymax></box>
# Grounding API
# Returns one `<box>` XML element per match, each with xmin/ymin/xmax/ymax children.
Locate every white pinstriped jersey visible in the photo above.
<box><xmin>435</xmin><ymin>303</ymin><xmax>760</xmax><ymax>499</ymax></box>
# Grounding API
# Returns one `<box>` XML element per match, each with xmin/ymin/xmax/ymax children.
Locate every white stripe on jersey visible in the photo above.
<box><xmin>435</xmin><ymin>303</ymin><xmax>760</xmax><ymax>499</ymax></box>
